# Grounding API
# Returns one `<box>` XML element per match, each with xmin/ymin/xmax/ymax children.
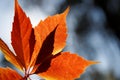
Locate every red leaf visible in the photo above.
<box><xmin>11</xmin><ymin>0</ymin><xmax>35</xmax><ymax>69</ymax></box>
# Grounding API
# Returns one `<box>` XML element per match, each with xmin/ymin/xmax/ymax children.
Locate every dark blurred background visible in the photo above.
<box><xmin>0</xmin><ymin>0</ymin><xmax>120</xmax><ymax>80</ymax></box>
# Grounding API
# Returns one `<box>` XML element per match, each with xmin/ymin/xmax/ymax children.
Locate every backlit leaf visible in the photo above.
<box><xmin>0</xmin><ymin>67</ymin><xmax>22</xmax><ymax>80</ymax></box>
<box><xmin>11</xmin><ymin>0</ymin><xmax>35</xmax><ymax>69</ymax></box>
<box><xmin>0</xmin><ymin>0</ymin><xmax>98</xmax><ymax>80</ymax></box>
<box><xmin>37</xmin><ymin>52</ymin><xmax>97</xmax><ymax>80</ymax></box>
<box><xmin>0</xmin><ymin>38</ymin><xmax>23</xmax><ymax>70</ymax></box>
<box><xmin>30</xmin><ymin>8</ymin><xmax>69</xmax><ymax>72</ymax></box>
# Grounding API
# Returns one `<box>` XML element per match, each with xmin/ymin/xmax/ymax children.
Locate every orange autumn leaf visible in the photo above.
<box><xmin>30</xmin><ymin>7</ymin><xmax>69</xmax><ymax>72</ymax></box>
<box><xmin>37</xmin><ymin>52</ymin><xmax>97</xmax><ymax>80</ymax></box>
<box><xmin>0</xmin><ymin>39</ymin><xmax>23</xmax><ymax>70</ymax></box>
<box><xmin>0</xmin><ymin>67</ymin><xmax>22</xmax><ymax>80</ymax></box>
<box><xmin>0</xmin><ymin>0</ymin><xmax>98</xmax><ymax>80</ymax></box>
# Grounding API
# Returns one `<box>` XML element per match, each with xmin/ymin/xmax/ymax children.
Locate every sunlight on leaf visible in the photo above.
<box><xmin>0</xmin><ymin>67</ymin><xmax>22</xmax><ymax>80</ymax></box>
<box><xmin>37</xmin><ymin>52</ymin><xmax>98</xmax><ymax>80</ymax></box>
<box><xmin>0</xmin><ymin>0</ymin><xmax>98</xmax><ymax>80</ymax></box>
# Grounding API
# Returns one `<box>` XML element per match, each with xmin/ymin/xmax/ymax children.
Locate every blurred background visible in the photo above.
<box><xmin>0</xmin><ymin>0</ymin><xmax>120</xmax><ymax>80</ymax></box>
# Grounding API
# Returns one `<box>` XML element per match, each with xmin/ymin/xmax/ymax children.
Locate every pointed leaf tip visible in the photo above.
<box><xmin>62</xmin><ymin>7</ymin><xmax>70</xmax><ymax>17</ymax></box>
<box><xmin>88</xmin><ymin>61</ymin><xmax>100</xmax><ymax>65</ymax></box>
<box><xmin>15</xmin><ymin>0</ymin><xmax>18</xmax><ymax>7</ymax></box>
